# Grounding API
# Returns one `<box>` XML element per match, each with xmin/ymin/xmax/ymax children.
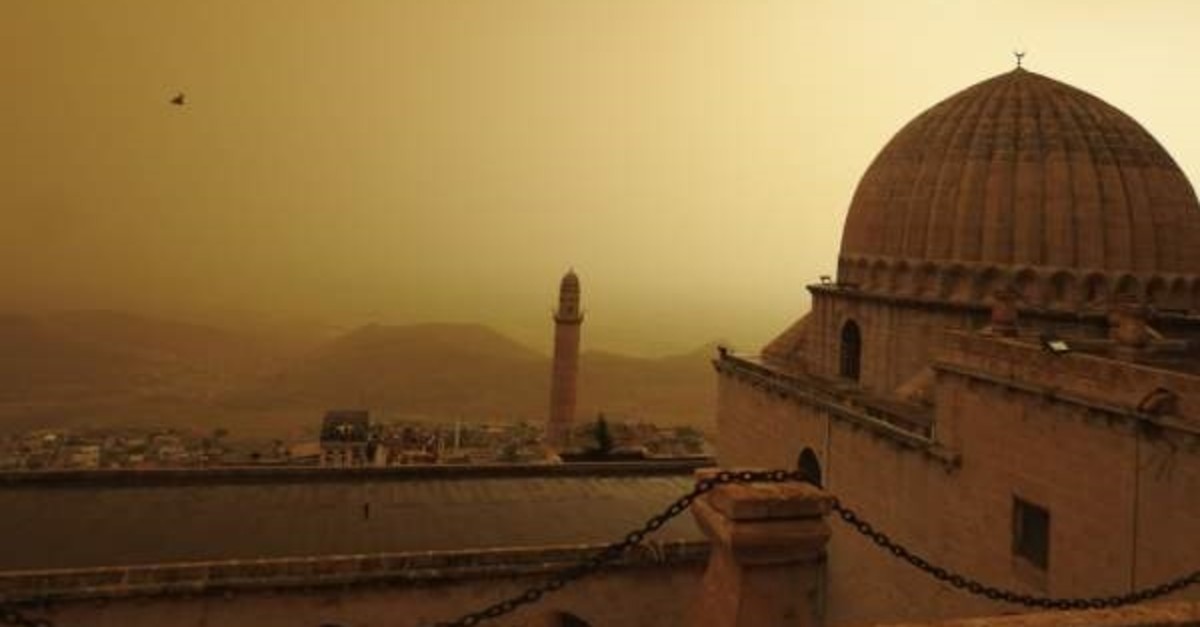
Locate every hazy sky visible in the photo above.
<box><xmin>4</xmin><ymin>1</ymin><xmax>1200</xmax><ymax>355</ymax></box>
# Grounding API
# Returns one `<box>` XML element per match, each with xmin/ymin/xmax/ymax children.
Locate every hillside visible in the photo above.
<box><xmin>0</xmin><ymin>313</ymin><xmax>718</xmax><ymax>432</ymax></box>
<box><xmin>230</xmin><ymin>323</ymin><xmax>717</xmax><ymax>426</ymax></box>
<box><xmin>0</xmin><ymin>311</ymin><xmax>289</xmax><ymax>431</ymax></box>
<box><xmin>231</xmin><ymin>323</ymin><xmax>550</xmax><ymax>419</ymax></box>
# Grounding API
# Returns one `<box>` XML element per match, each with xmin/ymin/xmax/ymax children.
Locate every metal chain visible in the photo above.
<box><xmin>0</xmin><ymin>603</ymin><xmax>52</xmax><ymax>627</ymax></box>
<box><xmin>429</xmin><ymin>469</ymin><xmax>804</xmax><ymax>627</ymax></box>
<box><xmin>831</xmin><ymin>500</ymin><xmax>1200</xmax><ymax>610</ymax></box>
<box><xmin>431</xmin><ymin>468</ymin><xmax>1200</xmax><ymax>626</ymax></box>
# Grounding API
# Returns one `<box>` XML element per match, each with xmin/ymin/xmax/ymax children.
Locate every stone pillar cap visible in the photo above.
<box><xmin>695</xmin><ymin>469</ymin><xmax>833</xmax><ymax>521</ymax></box>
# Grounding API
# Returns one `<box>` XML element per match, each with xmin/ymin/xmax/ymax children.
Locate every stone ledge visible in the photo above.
<box><xmin>0</xmin><ymin>458</ymin><xmax>714</xmax><ymax>488</ymax></box>
<box><xmin>694</xmin><ymin>470</ymin><xmax>832</xmax><ymax>521</ymax></box>
<box><xmin>0</xmin><ymin>541</ymin><xmax>710</xmax><ymax>603</ymax></box>
<box><xmin>870</xmin><ymin>600</ymin><xmax>1200</xmax><ymax>627</ymax></box>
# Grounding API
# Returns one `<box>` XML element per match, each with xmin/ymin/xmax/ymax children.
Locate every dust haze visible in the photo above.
<box><xmin>4</xmin><ymin>1</ymin><xmax>1200</xmax><ymax>356</ymax></box>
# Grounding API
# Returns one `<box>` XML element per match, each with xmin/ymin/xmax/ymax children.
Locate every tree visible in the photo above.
<box><xmin>591</xmin><ymin>414</ymin><xmax>614</xmax><ymax>456</ymax></box>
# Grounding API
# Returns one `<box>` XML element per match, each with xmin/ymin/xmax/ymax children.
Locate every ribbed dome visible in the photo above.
<box><xmin>840</xmin><ymin>69</ymin><xmax>1200</xmax><ymax>275</ymax></box>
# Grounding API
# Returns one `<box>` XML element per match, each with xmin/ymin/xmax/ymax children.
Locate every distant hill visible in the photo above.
<box><xmin>0</xmin><ymin>312</ymin><xmax>718</xmax><ymax>432</ymax></box>
<box><xmin>228</xmin><ymin>323</ymin><xmax>717</xmax><ymax>427</ymax></box>
<box><xmin>0</xmin><ymin>311</ymin><xmax>287</xmax><ymax>431</ymax></box>
<box><xmin>230</xmin><ymin>323</ymin><xmax>550</xmax><ymax>419</ymax></box>
<box><xmin>576</xmin><ymin>344</ymin><xmax>718</xmax><ymax>426</ymax></box>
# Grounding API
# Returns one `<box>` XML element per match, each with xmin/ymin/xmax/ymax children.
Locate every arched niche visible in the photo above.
<box><xmin>1145</xmin><ymin>276</ymin><xmax>1167</xmax><ymax>306</ymax></box>
<box><xmin>971</xmin><ymin>267</ymin><xmax>1005</xmax><ymax>302</ymax></box>
<box><xmin>1114</xmin><ymin>274</ymin><xmax>1141</xmax><ymax>302</ymax></box>
<box><xmin>869</xmin><ymin>260</ymin><xmax>888</xmax><ymax>290</ymax></box>
<box><xmin>797</xmin><ymin>447</ymin><xmax>823</xmax><ymax>488</ymax></box>
<box><xmin>1049</xmin><ymin>271</ymin><xmax>1078</xmax><ymax>309</ymax></box>
<box><xmin>1083</xmin><ymin>274</ymin><xmax>1109</xmax><ymax>306</ymax></box>
<box><xmin>939</xmin><ymin>264</ymin><xmax>968</xmax><ymax>301</ymax></box>
<box><xmin>1168</xmin><ymin>277</ymin><xmax>1190</xmax><ymax>311</ymax></box>
<box><xmin>1014</xmin><ymin>268</ymin><xmax>1042</xmax><ymax>306</ymax></box>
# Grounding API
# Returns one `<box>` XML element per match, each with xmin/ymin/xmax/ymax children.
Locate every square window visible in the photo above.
<box><xmin>1012</xmin><ymin>497</ymin><xmax>1050</xmax><ymax>570</ymax></box>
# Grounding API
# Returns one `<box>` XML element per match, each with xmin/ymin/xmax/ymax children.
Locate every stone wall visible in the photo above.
<box><xmin>0</xmin><ymin>543</ymin><xmax>708</xmax><ymax>627</ymax></box>
<box><xmin>715</xmin><ymin>334</ymin><xmax>1200</xmax><ymax>626</ymax></box>
<box><xmin>805</xmin><ymin>288</ymin><xmax>989</xmax><ymax>394</ymax></box>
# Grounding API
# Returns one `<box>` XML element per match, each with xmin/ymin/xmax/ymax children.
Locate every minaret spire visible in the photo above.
<box><xmin>546</xmin><ymin>269</ymin><xmax>583</xmax><ymax>454</ymax></box>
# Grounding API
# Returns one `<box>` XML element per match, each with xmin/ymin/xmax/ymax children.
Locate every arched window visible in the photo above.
<box><xmin>797</xmin><ymin>447</ymin><xmax>823</xmax><ymax>487</ymax></box>
<box><xmin>839</xmin><ymin>320</ymin><xmax>861</xmax><ymax>381</ymax></box>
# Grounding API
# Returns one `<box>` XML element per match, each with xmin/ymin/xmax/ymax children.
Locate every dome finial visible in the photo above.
<box><xmin>1013</xmin><ymin>49</ymin><xmax>1026</xmax><ymax>69</ymax></box>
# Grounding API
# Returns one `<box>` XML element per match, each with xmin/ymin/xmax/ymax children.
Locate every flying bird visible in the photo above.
<box><xmin>170</xmin><ymin>92</ymin><xmax>186</xmax><ymax>106</ymax></box>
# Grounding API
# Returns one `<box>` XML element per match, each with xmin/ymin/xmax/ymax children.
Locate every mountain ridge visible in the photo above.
<box><xmin>0</xmin><ymin>311</ymin><xmax>718</xmax><ymax>432</ymax></box>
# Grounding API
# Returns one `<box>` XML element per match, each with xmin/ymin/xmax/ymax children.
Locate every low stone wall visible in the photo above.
<box><xmin>873</xmin><ymin>601</ymin><xmax>1200</xmax><ymax>627</ymax></box>
<box><xmin>0</xmin><ymin>458</ymin><xmax>714</xmax><ymax>488</ymax></box>
<box><xmin>0</xmin><ymin>542</ymin><xmax>710</xmax><ymax>627</ymax></box>
<box><xmin>0</xmin><ymin>541</ymin><xmax>709</xmax><ymax>603</ymax></box>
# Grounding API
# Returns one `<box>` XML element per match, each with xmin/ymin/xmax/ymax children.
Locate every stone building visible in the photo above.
<box><xmin>715</xmin><ymin>67</ymin><xmax>1200</xmax><ymax>625</ymax></box>
<box><xmin>5</xmin><ymin>68</ymin><xmax>1200</xmax><ymax>627</ymax></box>
<box><xmin>319</xmin><ymin>409</ymin><xmax>372</xmax><ymax>466</ymax></box>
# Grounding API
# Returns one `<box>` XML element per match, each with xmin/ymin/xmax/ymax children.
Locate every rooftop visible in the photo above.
<box><xmin>0</xmin><ymin>461</ymin><xmax>707</xmax><ymax>571</ymax></box>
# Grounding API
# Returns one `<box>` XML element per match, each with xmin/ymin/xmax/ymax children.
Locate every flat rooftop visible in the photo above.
<box><xmin>0</xmin><ymin>461</ymin><xmax>709</xmax><ymax>571</ymax></box>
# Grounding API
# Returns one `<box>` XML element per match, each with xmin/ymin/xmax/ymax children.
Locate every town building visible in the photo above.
<box><xmin>714</xmin><ymin>66</ymin><xmax>1200</xmax><ymax>624</ymax></box>
<box><xmin>319</xmin><ymin>409</ymin><xmax>373</xmax><ymax>466</ymax></box>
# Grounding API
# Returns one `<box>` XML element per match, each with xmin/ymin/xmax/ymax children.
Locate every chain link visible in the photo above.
<box><xmin>831</xmin><ymin>498</ymin><xmax>1200</xmax><ymax>610</ymax></box>
<box><xmin>429</xmin><ymin>469</ymin><xmax>807</xmax><ymax>627</ymax></box>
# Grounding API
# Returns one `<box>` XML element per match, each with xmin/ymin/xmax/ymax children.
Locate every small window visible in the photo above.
<box><xmin>1012</xmin><ymin>497</ymin><xmax>1050</xmax><ymax>570</ymax></box>
<box><xmin>839</xmin><ymin>320</ymin><xmax>862</xmax><ymax>381</ymax></box>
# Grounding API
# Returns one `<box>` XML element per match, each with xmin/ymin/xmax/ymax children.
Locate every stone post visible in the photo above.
<box><xmin>690</xmin><ymin>469</ymin><xmax>833</xmax><ymax>627</ymax></box>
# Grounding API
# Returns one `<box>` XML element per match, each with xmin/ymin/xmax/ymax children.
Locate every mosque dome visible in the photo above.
<box><xmin>838</xmin><ymin>68</ymin><xmax>1200</xmax><ymax>308</ymax></box>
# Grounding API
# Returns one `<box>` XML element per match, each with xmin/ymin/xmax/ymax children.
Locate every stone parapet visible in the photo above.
<box><xmin>872</xmin><ymin>601</ymin><xmax>1200</xmax><ymax>627</ymax></box>
<box><xmin>714</xmin><ymin>354</ymin><xmax>959</xmax><ymax>469</ymax></box>
<box><xmin>935</xmin><ymin>330</ymin><xmax>1200</xmax><ymax>435</ymax></box>
<box><xmin>0</xmin><ymin>541</ymin><xmax>710</xmax><ymax>603</ymax></box>
<box><xmin>0</xmin><ymin>458</ymin><xmax>714</xmax><ymax>488</ymax></box>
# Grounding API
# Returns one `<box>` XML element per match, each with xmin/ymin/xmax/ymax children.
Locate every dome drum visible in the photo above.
<box><xmin>836</xmin><ymin>254</ymin><xmax>1200</xmax><ymax>314</ymax></box>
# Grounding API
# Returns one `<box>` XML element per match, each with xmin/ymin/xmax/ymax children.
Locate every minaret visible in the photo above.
<box><xmin>547</xmin><ymin>269</ymin><xmax>583</xmax><ymax>452</ymax></box>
